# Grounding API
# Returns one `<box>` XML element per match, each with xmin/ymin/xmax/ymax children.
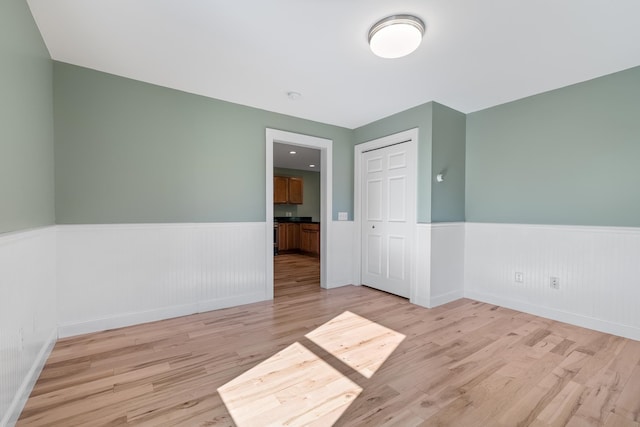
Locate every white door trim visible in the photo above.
<box><xmin>353</xmin><ymin>128</ymin><xmax>419</xmax><ymax>302</ymax></box>
<box><xmin>266</xmin><ymin>129</ymin><xmax>333</xmax><ymax>298</ymax></box>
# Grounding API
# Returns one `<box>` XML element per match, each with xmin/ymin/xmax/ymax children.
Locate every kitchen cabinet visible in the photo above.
<box><xmin>278</xmin><ymin>223</ymin><xmax>288</xmax><ymax>251</ymax></box>
<box><xmin>273</xmin><ymin>176</ymin><xmax>303</xmax><ymax>204</ymax></box>
<box><xmin>286</xmin><ymin>223</ymin><xmax>300</xmax><ymax>250</ymax></box>
<box><xmin>278</xmin><ymin>223</ymin><xmax>300</xmax><ymax>252</ymax></box>
<box><xmin>300</xmin><ymin>223</ymin><xmax>320</xmax><ymax>257</ymax></box>
<box><xmin>287</xmin><ymin>177</ymin><xmax>303</xmax><ymax>204</ymax></box>
<box><xmin>273</xmin><ymin>176</ymin><xmax>289</xmax><ymax>204</ymax></box>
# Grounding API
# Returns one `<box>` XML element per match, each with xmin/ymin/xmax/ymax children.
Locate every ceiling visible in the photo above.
<box><xmin>27</xmin><ymin>0</ymin><xmax>640</xmax><ymax>129</ymax></box>
<box><xmin>274</xmin><ymin>143</ymin><xmax>320</xmax><ymax>172</ymax></box>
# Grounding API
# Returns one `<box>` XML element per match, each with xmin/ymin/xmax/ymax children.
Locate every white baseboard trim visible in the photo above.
<box><xmin>2</xmin><ymin>329</ymin><xmax>57</xmax><ymax>427</ymax></box>
<box><xmin>58</xmin><ymin>292</ymin><xmax>268</xmax><ymax>338</ymax></box>
<box><xmin>465</xmin><ymin>289</ymin><xmax>640</xmax><ymax>342</ymax></box>
<box><xmin>430</xmin><ymin>290</ymin><xmax>465</xmax><ymax>308</ymax></box>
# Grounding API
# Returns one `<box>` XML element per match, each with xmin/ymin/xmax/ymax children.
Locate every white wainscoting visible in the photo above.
<box><xmin>465</xmin><ymin>222</ymin><xmax>640</xmax><ymax>341</ymax></box>
<box><xmin>0</xmin><ymin>227</ymin><xmax>57</xmax><ymax>427</ymax></box>
<box><xmin>326</xmin><ymin>221</ymin><xmax>354</xmax><ymax>289</ymax></box>
<box><xmin>412</xmin><ymin>223</ymin><xmax>465</xmax><ymax>309</ymax></box>
<box><xmin>430</xmin><ymin>223</ymin><xmax>466</xmax><ymax>307</ymax></box>
<box><xmin>57</xmin><ymin>223</ymin><xmax>268</xmax><ymax>338</ymax></box>
<box><xmin>412</xmin><ymin>224</ymin><xmax>432</xmax><ymax>307</ymax></box>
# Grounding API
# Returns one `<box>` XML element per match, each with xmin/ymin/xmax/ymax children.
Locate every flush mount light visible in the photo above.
<box><xmin>309</xmin><ymin>164</ymin><xmax>316</xmax><ymax>168</ymax></box>
<box><xmin>289</xmin><ymin>151</ymin><xmax>297</xmax><ymax>155</ymax></box>
<box><xmin>368</xmin><ymin>15</ymin><xmax>425</xmax><ymax>59</ymax></box>
<box><xmin>287</xmin><ymin>91</ymin><xmax>301</xmax><ymax>100</ymax></box>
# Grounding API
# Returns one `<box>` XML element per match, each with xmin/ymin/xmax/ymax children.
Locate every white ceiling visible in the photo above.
<box><xmin>27</xmin><ymin>0</ymin><xmax>640</xmax><ymax>129</ymax></box>
<box><xmin>274</xmin><ymin>143</ymin><xmax>320</xmax><ymax>172</ymax></box>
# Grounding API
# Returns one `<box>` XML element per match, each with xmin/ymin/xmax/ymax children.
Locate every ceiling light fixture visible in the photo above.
<box><xmin>368</xmin><ymin>15</ymin><xmax>425</xmax><ymax>59</ymax></box>
<box><xmin>289</xmin><ymin>151</ymin><xmax>297</xmax><ymax>155</ymax></box>
<box><xmin>309</xmin><ymin>164</ymin><xmax>316</xmax><ymax>168</ymax></box>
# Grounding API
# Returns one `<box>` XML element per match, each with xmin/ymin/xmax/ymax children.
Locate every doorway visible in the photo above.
<box><xmin>265</xmin><ymin>129</ymin><xmax>333</xmax><ymax>300</ymax></box>
<box><xmin>354</xmin><ymin>128</ymin><xmax>418</xmax><ymax>300</ymax></box>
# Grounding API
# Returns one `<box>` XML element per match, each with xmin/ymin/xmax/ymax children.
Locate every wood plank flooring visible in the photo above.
<box><xmin>17</xmin><ymin>253</ymin><xmax>640</xmax><ymax>426</ymax></box>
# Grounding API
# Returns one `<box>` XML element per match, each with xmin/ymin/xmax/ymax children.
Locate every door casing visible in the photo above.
<box><xmin>265</xmin><ymin>129</ymin><xmax>333</xmax><ymax>299</ymax></box>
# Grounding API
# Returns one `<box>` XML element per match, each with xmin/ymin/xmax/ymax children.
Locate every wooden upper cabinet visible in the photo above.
<box><xmin>273</xmin><ymin>176</ymin><xmax>303</xmax><ymax>204</ymax></box>
<box><xmin>288</xmin><ymin>177</ymin><xmax>303</xmax><ymax>204</ymax></box>
<box><xmin>273</xmin><ymin>176</ymin><xmax>289</xmax><ymax>204</ymax></box>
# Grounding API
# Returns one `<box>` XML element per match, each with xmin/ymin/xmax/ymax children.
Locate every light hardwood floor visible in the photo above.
<box><xmin>18</xmin><ymin>254</ymin><xmax>640</xmax><ymax>426</ymax></box>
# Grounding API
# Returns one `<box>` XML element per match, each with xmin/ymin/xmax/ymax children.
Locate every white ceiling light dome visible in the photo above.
<box><xmin>368</xmin><ymin>15</ymin><xmax>425</xmax><ymax>59</ymax></box>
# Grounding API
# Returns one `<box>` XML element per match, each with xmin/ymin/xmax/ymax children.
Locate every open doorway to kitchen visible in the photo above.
<box><xmin>265</xmin><ymin>129</ymin><xmax>332</xmax><ymax>300</ymax></box>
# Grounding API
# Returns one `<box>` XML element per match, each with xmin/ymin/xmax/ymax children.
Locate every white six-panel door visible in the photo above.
<box><xmin>361</xmin><ymin>141</ymin><xmax>416</xmax><ymax>298</ymax></box>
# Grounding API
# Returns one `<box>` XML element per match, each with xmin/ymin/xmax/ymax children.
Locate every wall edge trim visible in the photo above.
<box><xmin>464</xmin><ymin>289</ymin><xmax>640</xmax><ymax>342</ymax></box>
<box><xmin>58</xmin><ymin>292</ymin><xmax>269</xmax><ymax>338</ymax></box>
<box><xmin>2</xmin><ymin>329</ymin><xmax>57</xmax><ymax>427</ymax></box>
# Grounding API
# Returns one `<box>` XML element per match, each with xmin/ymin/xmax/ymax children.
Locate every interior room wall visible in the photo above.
<box><xmin>464</xmin><ymin>65</ymin><xmax>640</xmax><ymax>340</ymax></box>
<box><xmin>273</xmin><ymin>167</ymin><xmax>321</xmax><ymax>222</ymax></box>
<box><xmin>431</xmin><ymin>103</ymin><xmax>466</xmax><ymax>223</ymax></box>
<box><xmin>52</xmin><ymin>62</ymin><xmax>358</xmax><ymax>341</ymax></box>
<box><xmin>0</xmin><ymin>1</ymin><xmax>57</xmax><ymax>424</ymax></box>
<box><xmin>0</xmin><ymin>2</ymin><xmax>55</xmax><ymax>234</ymax></box>
<box><xmin>466</xmin><ymin>66</ymin><xmax>640</xmax><ymax>227</ymax></box>
<box><xmin>53</xmin><ymin>62</ymin><xmax>354</xmax><ymax>224</ymax></box>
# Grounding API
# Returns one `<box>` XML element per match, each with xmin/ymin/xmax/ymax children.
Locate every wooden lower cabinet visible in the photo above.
<box><xmin>286</xmin><ymin>223</ymin><xmax>300</xmax><ymax>250</ymax></box>
<box><xmin>300</xmin><ymin>223</ymin><xmax>320</xmax><ymax>257</ymax></box>
<box><xmin>278</xmin><ymin>223</ymin><xmax>300</xmax><ymax>252</ymax></box>
<box><xmin>277</xmin><ymin>223</ymin><xmax>319</xmax><ymax>256</ymax></box>
<box><xmin>278</xmin><ymin>224</ymin><xmax>289</xmax><ymax>251</ymax></box>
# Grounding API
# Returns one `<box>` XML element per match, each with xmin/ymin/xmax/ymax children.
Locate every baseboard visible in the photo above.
<box><xmin>429</xmin><ymin>290</ymin><xmax>465</xmax><ymax>308</ymax></box>
<box><xmin>1</xmin><ymin>329</ymin><xmax>57</xmax><ymax>427</ymax></box>
<box><xmin>58</xmin><ymin>292</ymin><xmax>268</xmax><ymax>338</ymax></box>
<box><xmin>465</xmin><ymin>289</ymin><xmax>640</xmax><ymax>342</ymax></box>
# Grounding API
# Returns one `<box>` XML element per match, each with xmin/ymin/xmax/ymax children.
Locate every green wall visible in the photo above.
<box><xmin>53</xmin><ymin>62</ymin><xmax>354</xmax><ymax>223</ymax></box>
<box><xmin>354</xmin><ymin>103</ymin><xmax>433</xmax><ymax>223</ymax></box>
<box><xmin>273</xmin><ymin>168</ymin><xmax>321</xmax><ymax>222</ymax></box>
<box><xmin>466</xmin><ymin>66</ymin><xmax>640</xmax><ymax>227</ymax></box>
<box><xmin>432</xmin><ymin>103</ymin><xmax>466</xmax><ymax>222</ymax></box>
<box><xmin>0</xmin><ymin>0</ymin><xmax>55</xmax><ymax>234</ymax></box>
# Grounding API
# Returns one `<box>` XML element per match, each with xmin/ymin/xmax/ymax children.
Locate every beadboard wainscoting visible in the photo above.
<box><xmin>57</xmin><ymin>223</ymin><xmax>268</xmax><ymax>338</ymax></box>
<box><xmin>465</xmin><ymin>222</ymin><xmax>640</xmax><ymax>341</ymax></box>
<box><xmin>412</xmin><ymin>224</ymin><xmax>432</xmax><ymax>307</ymax></box>
<box><xmin>430</xmin><ymin>223</ymin><xmax>466</xmax><ymax>307</ymax></box>
<box><xmin>412</xmin><ymin>223</ymin><xmax>465</xmax><ymax>308</ymax></box>
<box><xmin>0</xmin><ymin>227</ymin><xmax>57</xmax><ymax>427</ymax></box>
<box><xmin>327</xmin><ymin>221</ymin><xmax>354</xmax><ymax>289</ymax></box>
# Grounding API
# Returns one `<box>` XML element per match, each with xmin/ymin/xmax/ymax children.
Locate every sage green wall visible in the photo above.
<box><xmin>466</xmin><ymin>66</ymin><xmax>640</xmax><ymax>227</ymax></box>
<box><xmin>273</xmin><ymin>168</ymin><xmax>321</xmax><ymax>222</ymax></box>
<box><xmin>353</xmin><ymin>103</ymin><xmax>433</xmax><ymax>223</ymax></box>
<box><xmin>431</xmin><ymin>103</ymin><xmax>466</xmax><ymax>222</ymax></box>
<box><xmin>0</xmin><ymin>0</ymin><xmax>55</xmax><ymax>234</ymax></box>
<box><xmin>53</xmin><ymin>62</ymin><xmax>353</xmax><ymax>223</ymax></box>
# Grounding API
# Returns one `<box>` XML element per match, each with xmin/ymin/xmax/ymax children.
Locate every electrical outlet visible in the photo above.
<box><xmin>514</xmin><ymin>272</ymin><xmax>524</xmax><ymax>283</ymax></box>
<box><xmin>550</xmin><ymin>276</ymin><xmax>560</xmax><ymax>290</ymax></box>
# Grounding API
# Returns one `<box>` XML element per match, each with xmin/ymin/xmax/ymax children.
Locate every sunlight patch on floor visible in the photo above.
<box><xmin>218</xmin><ymin>342</ymin><xmax>362</xmax><ymax>426</ymax></box>
<box><xmin>306</xmin><ymin>311</ymin><xmax>406</xmax><ymax>378</ymax></box>
<box><xmin>218</xmin><ymin>311</ymin><xmax>404</xmax><ymax>426</ymax></box>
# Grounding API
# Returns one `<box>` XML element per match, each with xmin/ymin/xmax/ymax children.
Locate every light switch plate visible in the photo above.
<box><xmin>338</xmin><ymin>212</ymin><xmax>348</xmax><ymax>221</ymax></box>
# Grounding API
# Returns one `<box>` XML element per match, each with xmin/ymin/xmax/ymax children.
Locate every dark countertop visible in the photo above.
<box><xmin>275</xmin><ymin>217</ymin><xmax>319</xmax><ymax>224</ymax></box>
